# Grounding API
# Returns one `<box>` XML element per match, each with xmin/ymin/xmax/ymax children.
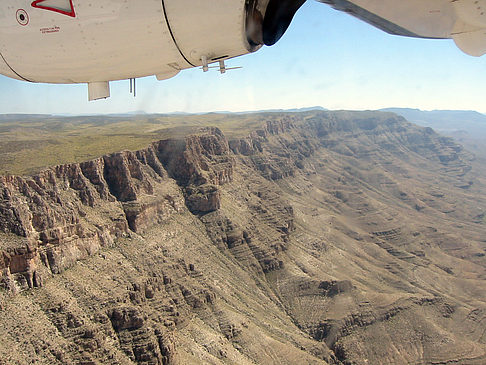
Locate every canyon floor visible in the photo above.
<box><xmin>1</xmin><ymin>111</ymin><xmax>486</xmax><ymax>364</ymax></box>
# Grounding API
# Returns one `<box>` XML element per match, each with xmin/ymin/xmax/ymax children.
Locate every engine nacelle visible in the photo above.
<box><xmin>0</xmin><ymin>0</ymin><xmax>306</xmax><ymax>99</ymax></box>
<box><xmin>0</xmin><ymin>0</ymin><xmax>187</xmax><ymax>84</ymax></box>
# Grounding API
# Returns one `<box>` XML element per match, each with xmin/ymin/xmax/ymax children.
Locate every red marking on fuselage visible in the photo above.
<box><xmin>31</xmin><ymin>0</ymin><xmax>76</xmax><ymax>18</ymax></box>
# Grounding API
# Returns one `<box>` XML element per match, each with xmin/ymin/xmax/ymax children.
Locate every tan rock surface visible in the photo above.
<box><xmin>1</xmin><ymin>111</ymin><xmax>486</xmax><ymax>364</ymax></box>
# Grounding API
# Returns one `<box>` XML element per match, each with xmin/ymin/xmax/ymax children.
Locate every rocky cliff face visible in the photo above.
<box><xmin>0</xmin><ymin>127</ymin><xmax>232</xmax><ymax>291</ymax></box>
<box><xmin>1</xmin><ymin>111</ymin><xmax>486</xmax><ymax>365</ymax></box>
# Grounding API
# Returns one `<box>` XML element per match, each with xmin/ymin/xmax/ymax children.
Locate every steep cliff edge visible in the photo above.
<box><xmin>0</xmin><ymin>127</ymin><xmax>233</xmax><ymax>292</ymax></box>
<box><xmin>1</xmin><ymin>111</ymin><xmax>486</xmax><ymax>365</ymax></box>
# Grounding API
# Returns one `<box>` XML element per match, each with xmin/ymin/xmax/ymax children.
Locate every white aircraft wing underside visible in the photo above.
<box><xmin>320</xmin><ymin>0</ymin><xmax>486</xmax><ymax>56</ymax></box>
<box><xmin>0</xmin><ymin>0</ymin><xmax>484</xmax><ymax>100</ymax></box>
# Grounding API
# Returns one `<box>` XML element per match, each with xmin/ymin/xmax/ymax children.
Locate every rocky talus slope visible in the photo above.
<box><xmin>1</xmin><ymin>111</ymin><xmax>486</xmax><ymax>364</ymax></box>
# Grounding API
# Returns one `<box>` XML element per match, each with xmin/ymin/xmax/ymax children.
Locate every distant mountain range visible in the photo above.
<box><xmin>5</xmin><ymin>106</ymin><xmax>485</xmax><ymax>122</ymax></box>
<box><xmin>239</xmin><ymin>106</ymin><xmax>328</xmax><ymax>114</ymax></box>
<box><xmin>381</xmin><ymin>108</ymin><xmax>486</xmax><ymax>134</ymax></box>
<box><xmin>142</xmin><ymin>106</ymin><xmax>329</xmax><ymax>116</ymax></box>
<box><xmin>381</xmin><ymin>108</ymin><xmax>486</xmax><ymax>159</ymax></box>
<box><xmin>0</xmin><ymin>114</ymin><xmax>52</xmax><ymax>121</ymax></box>
<box><xmin>2</xmin><ymin>107</ymin><xmax>485</xmax><ymax>153</ymax></box>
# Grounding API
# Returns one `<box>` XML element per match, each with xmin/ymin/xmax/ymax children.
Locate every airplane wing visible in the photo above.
<box><xmin>0</xmin><ymin>0</ymin><xmax>484</xmax><ymax>100</ymax></box>
<box><xmin>319</xmin><ymin>0</ymin><xmax>486</xmax><ymax>57</ymax></box>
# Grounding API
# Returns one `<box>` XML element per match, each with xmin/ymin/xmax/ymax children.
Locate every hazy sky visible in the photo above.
<box><xmin>1</xmin><ymin>1</ymin><xmax>485</xmax><ymax>115</ymax></box>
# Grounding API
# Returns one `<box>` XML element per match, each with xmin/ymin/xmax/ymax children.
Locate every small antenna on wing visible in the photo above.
<box><xmin>201</xmin><ymin>56</ymin><xmax>209</xmax><ymax>72</ymax></box>
<box><xmin>217</xmin><ymin>60</ymin><xmax>242</xmax><ymax>74</ymax></box>
<box><xmin>200</xmin><ymin>57</ymin><xmax>241</xmax><ymax>74</ymax></box>
<box><xmin>129</xmin><ymin>78</ymin><xmax>136</xmax><ymax>97</ymax></box>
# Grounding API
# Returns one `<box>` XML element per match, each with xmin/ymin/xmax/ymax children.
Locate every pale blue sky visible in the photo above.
<box><xmin>1</xmin><ymin>1</ymin><xmax>485</xmax><ymax>114</ymax></box>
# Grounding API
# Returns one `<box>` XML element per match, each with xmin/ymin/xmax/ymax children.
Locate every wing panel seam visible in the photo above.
<box><xmin>161</xmin><ymin>0</ymin><xmax>196</xmax><ymax>67</ymax></box>
<box><xmin>0</xmin><ymin>52</ymin><xmax>32</xmax><ymax>82</ymax></box>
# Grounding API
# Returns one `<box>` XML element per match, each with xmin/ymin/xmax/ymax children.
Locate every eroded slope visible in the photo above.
<box><xmin>1</xmin><ymin>111</ymin><xmax>486</xmax><ymax>364</ymax></box>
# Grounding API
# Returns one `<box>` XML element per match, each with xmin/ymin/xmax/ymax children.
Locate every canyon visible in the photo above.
<box><xmin>1</xmin><ymin>110</ymin><xmax>486</xmax><ymax>364</ymax></box>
